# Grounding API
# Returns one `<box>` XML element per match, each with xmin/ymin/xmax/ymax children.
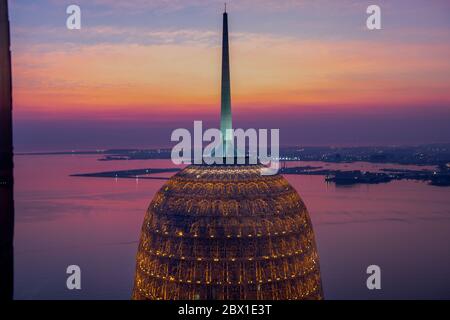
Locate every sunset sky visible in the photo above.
<box><xmin>9</xmin><ymin>0</ymin><xmax>450</xmax><ymax>151</ymax></box>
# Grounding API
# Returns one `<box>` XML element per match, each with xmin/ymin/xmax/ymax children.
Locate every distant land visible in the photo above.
<box><xmin>71</xmin><ymin>168</ymin><xmax>179</xmax><ymax>180</ymax></box>
<box><xmin>58</xmin><ymin>143</ymin><xmax>450</xmax><ymax>187</ymax></box>
<box><xmin>70</xmin><ymin>164</ymin><xmax>450</xmax><ymax>187</ymax></box>
<box><xmin>280</xmin><ymin>166</ymin><xmax>450</xmax><ymax>187</ymax></box>
<box><xmin>18</xmin><ymin>143</ymin><xmax>450</xmax><ymax>166</ymax></box>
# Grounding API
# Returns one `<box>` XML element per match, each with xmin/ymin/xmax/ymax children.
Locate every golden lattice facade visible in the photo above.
<box><xmin>132</xmin><ymin>164</ymin><xmax>323</xmax><ymax>300</ymax></box>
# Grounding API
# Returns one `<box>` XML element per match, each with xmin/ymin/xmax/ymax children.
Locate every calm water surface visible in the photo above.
<box><xmin>13</xmin><ymin>155</ymin><xmax>450</xmax><ymax>299</ymax></box>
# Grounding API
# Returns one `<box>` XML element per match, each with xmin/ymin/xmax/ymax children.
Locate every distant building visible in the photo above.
<box><xmin>132</xmin><ymin>8</ymin><xmax>323</xmax><ymax>300</ymax></box>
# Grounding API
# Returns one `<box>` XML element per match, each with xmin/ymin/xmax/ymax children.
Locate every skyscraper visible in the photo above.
<box><xmin>132</xmin><ymin>8</ymin><xmax>323</xmax><ymax>300</ymax></box>
<box><xmin>0</xmin><ymin>0</ymin><xmax>14</xmax><ymax>300</ymax></box>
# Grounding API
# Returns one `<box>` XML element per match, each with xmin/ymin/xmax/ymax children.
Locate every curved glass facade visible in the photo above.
<box><xmin>132</xmin><ymin>164</ymin><xmax>323</xmax><ymax>300</ymax></box>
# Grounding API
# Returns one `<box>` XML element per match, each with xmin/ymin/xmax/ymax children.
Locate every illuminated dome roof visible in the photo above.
<box><xmin>132</xmin><ymin>163</ymin><xmax>323</xmax><ymax>300</ymax></box>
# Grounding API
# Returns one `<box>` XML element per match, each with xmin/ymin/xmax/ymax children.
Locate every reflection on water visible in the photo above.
<box><xmin>14</xmin><ymin>155</ymin><xmax>450</xmax><ymax>299</ymax></box>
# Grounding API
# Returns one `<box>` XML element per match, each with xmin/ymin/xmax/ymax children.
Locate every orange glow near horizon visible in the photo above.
<box><xmin>12</xmin><ymin>34</ymin><xmax>450</xmax><ymax>118</ymax></box>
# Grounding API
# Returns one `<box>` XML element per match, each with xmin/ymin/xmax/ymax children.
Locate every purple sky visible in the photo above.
<box><xmin>8</xmin><ymin>0</ymin><xmax>450</xmax><ymax>151</ymax></box>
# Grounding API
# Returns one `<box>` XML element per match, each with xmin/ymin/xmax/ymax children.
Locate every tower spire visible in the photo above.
<box><xmin>0</xmin><ymin>0</ymin><xmax>15</xmax><ymax>300</ymax></box>
<box><xmin>220</xmin><ymin>5</ymin><xmax>232</xmax><ymax>155</ymax></box>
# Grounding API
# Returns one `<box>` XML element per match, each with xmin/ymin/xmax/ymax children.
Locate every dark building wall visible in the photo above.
<box><xmin>0</xmin><ymin>0</ymin><xmax>14</xmax><ymax>300</ymax></box>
